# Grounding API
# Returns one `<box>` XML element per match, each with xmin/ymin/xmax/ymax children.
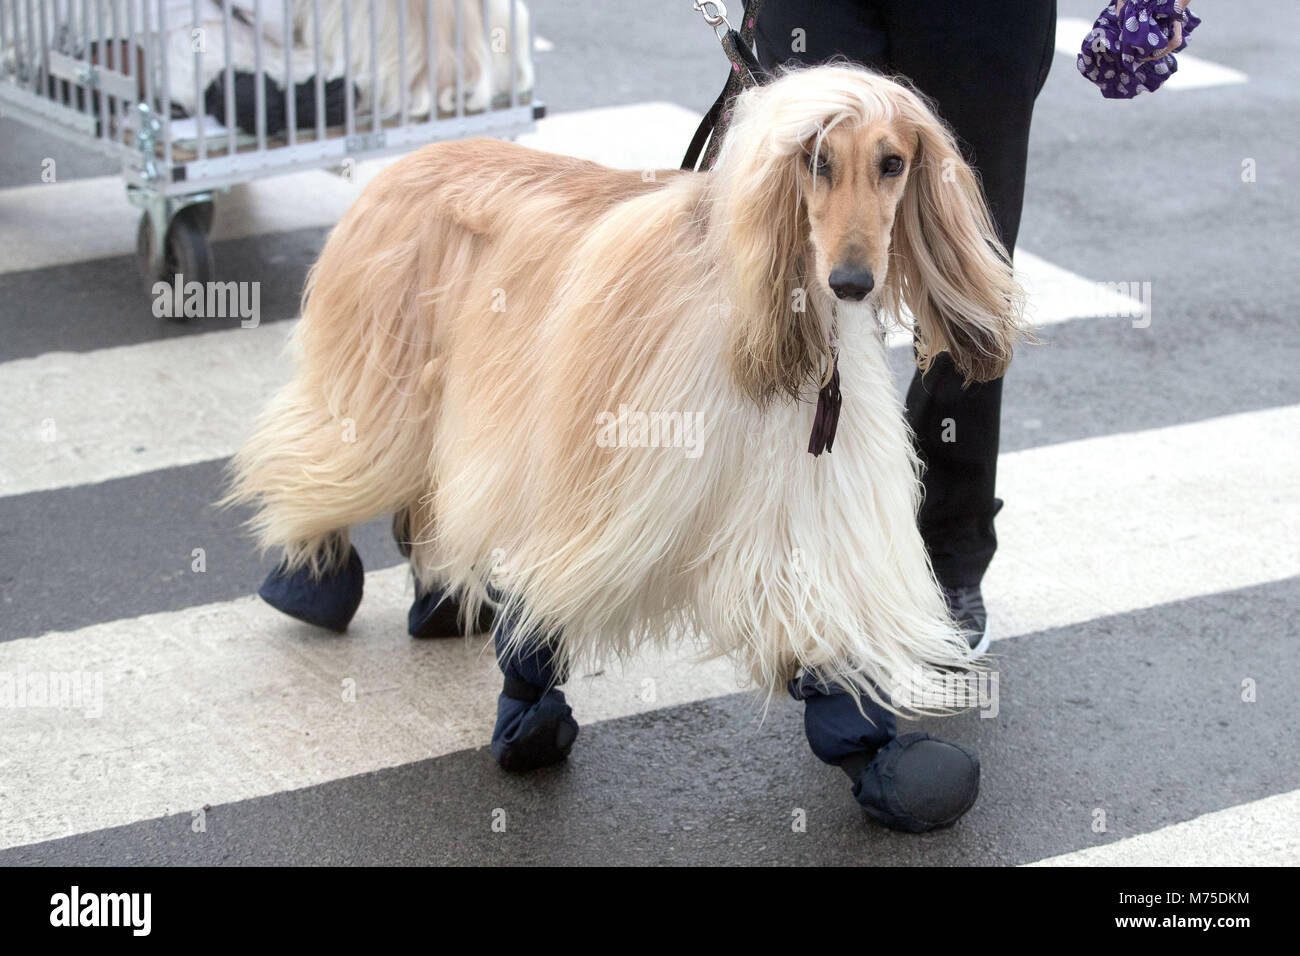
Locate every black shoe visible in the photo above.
<box><xmin>844</xmin><ymin>733</ymin><xmax>980</xmax><ymax>833</ymax></box>
<box><xmin>942</xmin><ymin>584</ymin><xmax>990</xmax><ymax>658</ymax></box>
<box><xmin>408</xmin><ymin>585</ymin><xmax>496</xmax><ymax>638</ymax></box>
<box><xmin>258</xmin><ymin>546</ymin><xmax>364</xmax><ymax>633</ymax></box>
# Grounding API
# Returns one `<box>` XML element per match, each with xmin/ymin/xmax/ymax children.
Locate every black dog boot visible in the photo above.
<box><xmin>392</xmin><ymin>511</ymin><xmax>495</xmax><ymax>638</ymax></box>
<box><xmin>490</xmin><ymin>677</ymin><xmax>580</xmax><ymax>772</ymax></box>
<box><xmin>489</xmin><ymin>612</ymin><xmax>578</xmax><ymax>772</ymax></box>
<box><xmin>791</xmin><ymin>670</ymin><xmax>980</xmax><ymax>832</ymax></box>
<box><xmin>408</xmin><ymin>586</ymin><xmax>497</xmax><ymax>639</ymax></box>
<box><xmin>258</xmin><ymin>545</ymin><xmax>364</xmax><ymax>633</ymax></box>
<box><xmin>843</xmin><ymin>733</ymin><xmax>980</xmax><ymax>833</ymax></box>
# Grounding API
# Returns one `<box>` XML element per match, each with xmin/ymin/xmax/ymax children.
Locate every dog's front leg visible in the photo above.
<box><xmin>790</xmin><ymin>671</ymin><xmax>980</xmax><ymax>833</ymax></box>
<box><xmin>489</xmin><ymin>600</ymin><xmax>579</xmax><ymax>773</ymax></box>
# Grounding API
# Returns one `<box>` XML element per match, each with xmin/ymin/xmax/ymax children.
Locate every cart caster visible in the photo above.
<box><xmin>187</xmin><ymin>200</ymin><xmax>216</xmax><ymax>235</ymax></box>
<box><xmin>137</xmin><ymin>202</ymin><xmax>215</xmax><ymax>311</ymax></box>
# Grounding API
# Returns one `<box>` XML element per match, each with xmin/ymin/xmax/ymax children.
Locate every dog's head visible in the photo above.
<box><xmin>709</xmin><ymin>64</ymin><xmax>1025</xmax><ymax>403</ymax></box>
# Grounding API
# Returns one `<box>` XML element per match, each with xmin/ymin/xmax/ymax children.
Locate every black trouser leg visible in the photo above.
<box><xmin>905</xmin><ymin>359</ymin><xmax>1004</xmax><ymax>587</ymax></box>
<box><xmin>754</xmin><ymin>0</ymin><xmax>1057</xmax><ymax>587</ymax></box>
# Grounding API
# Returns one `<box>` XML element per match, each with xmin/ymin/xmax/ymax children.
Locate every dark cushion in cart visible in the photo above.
<box><xmin>204</xmin><ymin>72</ymin><xmax>353</xmax><ymax>137</ymax></box>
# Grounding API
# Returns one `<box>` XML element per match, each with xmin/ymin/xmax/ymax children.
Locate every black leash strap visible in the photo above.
<box><xmin>681</xmin><ymin>1</ymin><xmax>767</xmax><ymax>171</ymax></box>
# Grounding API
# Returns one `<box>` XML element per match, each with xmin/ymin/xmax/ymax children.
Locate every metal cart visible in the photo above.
<box><xmin>0</xmin><ymin>0</ymin><xmax>542</xmax><ymax>292</ymax></box>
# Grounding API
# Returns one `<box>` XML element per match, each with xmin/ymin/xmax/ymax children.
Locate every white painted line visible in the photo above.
<box><xmin>0</xmin><ymin>102</ymin><xmax>703</xmax><ymax>276</ymax></box>
<box><xmin>1014</xmin><ymin>250</ymin><xmax>1145</xmax><ymax>326</ymax></box>
<box><xmin>1026</xmin><ymin>789</ymin><xmax>1300</xmax><ymax>866</ymax></box>
<box><xmin>1056</xmin><ymin>17</ymin><xmax>1247</xmax><ymax>92</ymax></box>
<box><xmin>517</xmin><ymin>101</ymin><xmax>701</xmax><ymax>170</ymax></box>
<box><xmin>986</xmin><ymin>405</ymin><xmax>1300</xmax><ymax>640</ymax></box>
<box><xmin>0</xmin><ymin>168</ymin><xmax>368</xmax><ymax>278</ymax></box>
<box><xmin>883</xmin><ymin>250</ymin><xmax>1143</xmax><ymax>348</ymax></box>
<box><xmin>0</xmin><ymin>243</ymin><xmax>1139</xmax><ymax>500</ymax></box>
<box><xmin>1</xmin><ymin>405</ymin><xmax>1296</xmax><ymax>850</ymax></box>
<box><xmin>0</xmin><ymin>322</ymin><xmax>292</xmax><ymax>497</ymax></box>
<box><xmin>0</xmin><ymin>564</ymin><xmax>740</xmax><ymax>850</ymax></box>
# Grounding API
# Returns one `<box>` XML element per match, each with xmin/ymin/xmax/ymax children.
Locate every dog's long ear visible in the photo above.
<box><xmin>709</xmin><ymin>89</ymin><xmax>828</xmax><ymax>406</ymax></box>
<box><xmin>883</xmin><ymin>99</ymin><xmax>1026</xmax><ymax>385</ymax></box>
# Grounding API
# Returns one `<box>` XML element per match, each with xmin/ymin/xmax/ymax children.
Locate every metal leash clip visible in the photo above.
<box><xmin>693</xmin><ymin>0</ymin><xmax>732</xmax><ymax>40</ymax></box>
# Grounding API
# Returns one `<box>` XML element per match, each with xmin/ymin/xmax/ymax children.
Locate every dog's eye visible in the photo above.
<box><xmin>807</xmin><ymin>152</ymin><xmax>830</xmax><ymax>178</ymax></box>
<box><xmin>881</xmin><ymin>155</ymin><xmax>905</xmax><ymax>177</ymax></box>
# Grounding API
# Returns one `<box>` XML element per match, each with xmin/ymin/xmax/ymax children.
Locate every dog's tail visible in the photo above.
<box><xmin>222</xmin><ymin>171</ymin><xmax>449</xmax><ymax>576</ymax></box>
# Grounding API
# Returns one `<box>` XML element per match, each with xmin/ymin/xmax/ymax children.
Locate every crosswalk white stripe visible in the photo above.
<box><xmin>0</xmin><ymin>563</ymin><xmax>741</xmax><ymax>850</ymax></box>
<box><xmin>0</xmin><ymin>167</ymin><xmax>363</xmax><ymax>278</ymax></box>
<box><xmin>883</xmin><ymin>249</ymin><xmax>1144</xmax><ymax>348</ymax></box>
<box><xmin>0</xmin><ymin>246</ymin><xmax>1138</xmax><ymax>499</ymax></box>
<box><xmin>0</xmin><ymin>102</ymin><xmax>705</xmax><ymax>277</ymax></box>
<box><xmin>1025</xmin><ymin>789</ymin><xmax>1300</xmax><ymax>866</ymax></box>
<box><xmin>1</xmin><ymin>404</ymin><xmax>1295</xmax><ymax>850</ymax></box>
<box><xmin>985</xmin><ymin>404</ymin><xmax>1300</xmax><ymax>640</ymax></box>
<box><xmin>0</xmin><ymin>322</ymin><xmax>292</xmax><ymax>496</ymax></box>
<box><xmin>1056</xmin><ymin>17</ymin><xmax>1247</xmax><ymax>92</ymax></box>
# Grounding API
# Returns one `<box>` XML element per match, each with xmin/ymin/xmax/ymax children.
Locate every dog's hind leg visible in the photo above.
<box><xmin>257</xmin><ymin>530</ymin><xmax>365</xmax><ymax>633</ymax></box>
<box><xmin>489</xmin><ymin>602</ymin><xmax>579</xmax><ymax>772</ymax></box>
<box><xmin>408</xmin><ymin>580</ymin><xmax>497</xmax><ymax>639</ymax></box>
<box><xmin>230</xmin><ymin>403</ymin><xmax>424</xmax><ymax>633</ymax></box>
<box><xmin>230</xmin><ymin>399</ymin><xmax>405</xmax><ymax>633</ymax></box>
<box><xmin>394</xmin><ymin>506</ymin><xmax>497</xmax><ymax>639</ymax></box>
<box><xmin>229</xmin><ymin>343</ymin><xmax>438</xmax><ymax>631</ymax></box>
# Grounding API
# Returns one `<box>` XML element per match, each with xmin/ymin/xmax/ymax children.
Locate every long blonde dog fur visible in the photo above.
<box><xmin>228</xmin><ymin>65</ymin><xmax>1025</xmax><ymax>709</ymax></box>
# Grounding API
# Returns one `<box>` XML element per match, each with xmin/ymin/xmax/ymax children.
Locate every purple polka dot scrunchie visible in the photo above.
<box><xmin>1077</xmin><ymin>1</ymin><xmax>1202</xmax><ymax>98</ymax></box>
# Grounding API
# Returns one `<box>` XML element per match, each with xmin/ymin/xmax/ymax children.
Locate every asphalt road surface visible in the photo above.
<box><xmin>0</xmin><ymin>0</ymin><xmax>1296</xmax><ymax>865</ymax></box>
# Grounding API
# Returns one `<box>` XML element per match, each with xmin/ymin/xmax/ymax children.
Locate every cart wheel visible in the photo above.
<box><xmin>136</xmin><ymin>212</ymin><xmax>155</xmax><ymax>287</ymax></box>
<box><xmin>137</xmin><ymin>206</ymin><xmax>215</xmax><ymax>315</ymax></box>
<box><xmin>189</xmin><ymin>200</ymin><xmax>216</xmax><ymax>235</ymax></box>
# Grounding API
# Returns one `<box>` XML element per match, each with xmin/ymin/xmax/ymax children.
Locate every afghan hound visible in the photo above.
<box><xmin>227</xmin><ymin>64</ymin><xmax>1024</xmax><ymax>824</ymax></box>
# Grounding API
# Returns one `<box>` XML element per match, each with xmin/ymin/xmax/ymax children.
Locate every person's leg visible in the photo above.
<box><xmin>884</xmin><ymin>0</ymin><xmax>1058</xmax><ymax>595</ymax></box>
<box><xmin>490</xmin><ymin>602</ymin><xmax>579</xmax><ymax>772</ymax></box>
<box><xmin>754</xmin><ymin>0</ymin><xmax>889</xmax><ymax>74</ymax></box>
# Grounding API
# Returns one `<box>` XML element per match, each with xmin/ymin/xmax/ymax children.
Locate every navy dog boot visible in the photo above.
<box><xmin>791</xmin><ymin>671</ymin><xmax>980</xmax><ymax>833</ymax></box>
<box><xmin>490</xmin><ymin>616</ymin><xmax>578</xmax><ymax>772</ymax></box>
<box><xmin>258</xmin><ymin>544</ymin><xmax>365</xmax><ymax>633</ymax></box>
<box><xmin>392</xmin><ymin>510</ymin><xmax>496</xmax><ymax>638</ymax></box>
<box><xmin>848</xmin><ymin>733</ymin><xmax>981</xmax><ymax>833</ymax></box>
<box><xmin>408</xmin><ymin>586</ymin><xmax>497</xmax><ymax>639</ymax></box>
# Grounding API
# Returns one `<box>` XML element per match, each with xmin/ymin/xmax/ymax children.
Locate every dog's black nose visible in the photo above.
<box><xmin>828</xmin><ymin>267</ymin><xmax>875</xmax><ymax>301</ymax></box>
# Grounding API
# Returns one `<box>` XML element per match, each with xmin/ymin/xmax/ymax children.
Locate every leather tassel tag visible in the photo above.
<box><xmin>807</xmin><ymin>352</ymin><xmax>842</xmax><ymax>456</ymax></box>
